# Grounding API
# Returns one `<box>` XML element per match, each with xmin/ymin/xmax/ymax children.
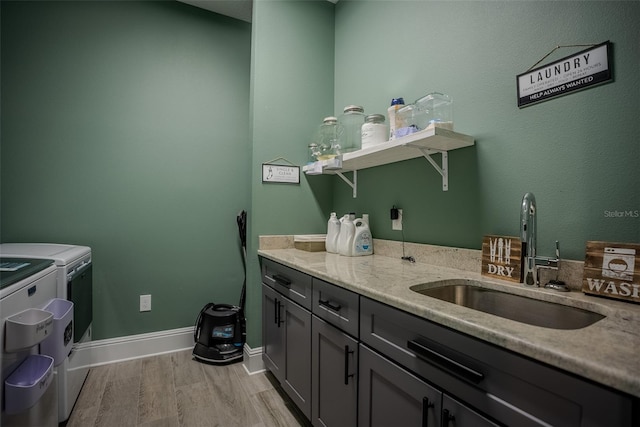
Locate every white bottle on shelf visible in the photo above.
<box><xmin>387</xmin><ymin>97</ymin><xmax>405</xmax><ymax>141</ymax></box>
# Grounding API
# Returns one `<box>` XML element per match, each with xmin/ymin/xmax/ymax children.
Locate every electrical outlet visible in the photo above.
<box><xmin>392</xmin><ymin>209</ymin><xmax>403</xmax><ymax>230</ymax></box>
<box><xmin>140</xmin><ymin>294</ymin><xmax>151</xmax><ymax>312</ymax></box>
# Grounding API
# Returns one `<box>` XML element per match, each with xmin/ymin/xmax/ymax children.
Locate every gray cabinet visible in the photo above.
<box><xmin>261</xmin><ymin>261</ymin><xmax>312</xmax><ymax>419</ymax></box>
<box><xmin>359</xmin><ymin>343</ymin><xmax>500</xmax><ymax>427</ymax></box>
<box><xmin>311</xmin><ymin>278</ymin><xmax>360</xmax><ymax>427</ymax></box>
<box><xmin>442</xmin><ymin>395</ymin><xmax>499</xmax><ymax>427</ymax></box>
<box><xmin>359</xmin><ymin>344</ymin><xmax>442</xmax><ymax>427</ymax></box>
<box><xmin>312</xmin><ymin>316</ymin><xmax>358</xmax><ymax>427</ymax></box>
<box><xmin>360</xmin><ymin>296</ymin><xmax>636</xmax><ymax>427</ymax></box>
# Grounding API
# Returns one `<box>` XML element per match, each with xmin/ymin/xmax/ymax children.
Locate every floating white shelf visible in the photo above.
<box><xmin>302</xmin><ymin>127</ymin><xmax>475</xmax><ymax>197</ymax></box>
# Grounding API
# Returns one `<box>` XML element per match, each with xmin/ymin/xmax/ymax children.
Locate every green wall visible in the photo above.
<box><xmin>246</xmin><ymin>0</ymin><xmax>335</xmax><ymax>347</ymax></box>
<box><xmin>2</xmin><ymin>0</ymin><xmax>638</xmax><ymax>348</ymax></box>
<box><xmin>331</xmin><ymin>0</ymin><xmax>639</xmax><ymax>260</ymax></box>
<box><xmin>1</xmin><ymin>1</ymin><xmax>252</xmax><ymax>339</ymax></box>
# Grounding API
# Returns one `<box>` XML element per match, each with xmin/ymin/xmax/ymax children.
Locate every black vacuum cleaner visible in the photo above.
<box><xmin>192</xmin><ymin>210</ymin><xmax>247</xmax><ymax>364</ymax></box>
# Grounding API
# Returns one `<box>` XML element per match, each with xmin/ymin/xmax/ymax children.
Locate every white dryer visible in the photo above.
<box><xmin>1</xmin><ymin>258</ymin><xmax>58</xmax><ymax>426</ymax></box>
<box><xmin>0</xmin><ymin>243</ymin><xmax>92</xmax><ymax>423</ymax></box>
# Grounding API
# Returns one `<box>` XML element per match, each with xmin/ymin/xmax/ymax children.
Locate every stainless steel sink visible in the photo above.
<box><xmin>410</xmin><ymin>280</ymin><xmax>605</xmax><ymax>330</ymax></box>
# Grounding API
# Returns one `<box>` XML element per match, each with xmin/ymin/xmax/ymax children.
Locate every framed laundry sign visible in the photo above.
<box><xmin>262</xmin><ymin>159</ymin><xmax>300</xmax><ymax>184</ymax></box>
<box><xmin>517</xmin><ymin>41</ymin><xmax>612</xmax><ymax>108</ymax></box>
<box><xmin>583</xmin><ymin>241</ymin><xmax>640</xmax><ymax>304</ymax></box>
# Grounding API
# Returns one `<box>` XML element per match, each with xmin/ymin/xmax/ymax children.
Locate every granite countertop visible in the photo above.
<box><xmin>258</xmin><ymin>248</ymin><xmax>640</xmax><ymax>399</ymax></box>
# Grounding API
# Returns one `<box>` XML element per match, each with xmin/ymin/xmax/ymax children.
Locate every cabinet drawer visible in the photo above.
<box><xmin>312</xmin><ymin>278</ymin><xmax>359</xmax><ymax>337</ymax></box>
<box><xmin>262</xmin><ymin>258</ymin><xmax>312</xmax><ymax>310</ymax></box>
<box><xmin>360</xmin><ymin>297</ymin><xmax>634</xmax><ymax>427</ymax></box>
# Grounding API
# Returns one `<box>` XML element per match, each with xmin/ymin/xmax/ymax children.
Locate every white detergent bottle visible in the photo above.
<box><xmin>325</xmin><ymin>212</ymin><xmax>341</xmax><ymax>253</ymax></box>
<box><xmin>337</xmin><ymin>214</ymin><xmax>355</xmax><ymax>256</ymax></box>
<box><xmin>352</xmin><ymin>215</ymin><xmax>373</xmax><ymax>256</ymax></box>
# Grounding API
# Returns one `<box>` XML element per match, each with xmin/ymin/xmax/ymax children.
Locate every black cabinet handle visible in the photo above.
<box><xmin>319</xmin><ymin>299</ymin><xmax>342</xmax><ymax>312</ymax></box>
<box><xmin>408</xmin><ymin>340</ymin><xmax>484</xmax><ymax>384</ymax></box>
<box><xmin>422</xmin><ymin>397</ymin><xmax>434</xmax><ymax>427</ymax></box>
<box><xmin>441</xmin><ymin>409</ymin><xmax>454</xmax><ymax>427</ymax></box>
<box><xmin>274</xmin><ymin>297</ymin><xmax>279</xmax><ymax>325</ymax></box>
<box><xmin>273</xmin><ymin>274</ymin><xmax>291</xmax><ymax>287</ymax></box>
<box><xmin>344</xmin><ymin>345</ymin><xmax>354</xmax><ymax>385</ymax></box>
<box><xmin>277</xmin><ymin>301</ymin><xmax>284</xmax><ymax>327</ymax></box>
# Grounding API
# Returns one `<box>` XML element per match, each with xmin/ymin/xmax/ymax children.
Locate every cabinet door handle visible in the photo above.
<box><xmin>344</xmin><ymin>345</ymin><xmax>355</xmax><ymax>385</ymax></box>
<box><xmin>273</xmin><ymin>274</ymin><xmax>291</xmax><ymax>287</ymax></box>
<box><xmin>407</xmin><ymin>340</ymin><xmax>484</xmax><ymax>384</ymax></box>
<box><xmin>422</xmin><ymin>397</ymin><xmax>434</xmax><ymax>427</ymax></box>
<box><xmin>274</xmin><ymin>297</ymin><xmax>279</xmax><ymax>325</ymax></box>
<box><xmin>441</xmin><ymin>409</ymin><xmax>454</xmax><ymax>427</ymax></box>
<box><xmin>319</xmin><ymin>299</ymin><xmax>342</xmax><ymax>312</ymax></box>
<box><xmin>277</xmin><ymin>301</ymin><xmax>284</xmax><ymax>327</ymax></box>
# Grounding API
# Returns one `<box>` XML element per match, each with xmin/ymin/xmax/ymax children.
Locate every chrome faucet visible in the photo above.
<box><xmin>520</xmin><ymin>192</ymin><xmax>560</xmax><ymax>287</ymax></box>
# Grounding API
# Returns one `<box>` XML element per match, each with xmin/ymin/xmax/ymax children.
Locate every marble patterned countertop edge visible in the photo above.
<box><xmin>257</xmin><ymin>238</ymin><xmax>640</xmax><ymax>399</ymax></box>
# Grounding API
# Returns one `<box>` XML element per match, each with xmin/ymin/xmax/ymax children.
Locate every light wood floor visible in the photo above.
<box><xmin>65</xmin><ymin>350</ymin><xmax>310</xmax><ymax>427</ymax></box>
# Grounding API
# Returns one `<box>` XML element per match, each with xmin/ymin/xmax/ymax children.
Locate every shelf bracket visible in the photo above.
<box><xmin>418</xmin><ymin>148</ymin><xmax>448</xmax><ymax>191</ymax></box>
<box><xmin>336</xmin><ymin>170</ymin><xmax>357</xmax><ymax>198</ymax></box>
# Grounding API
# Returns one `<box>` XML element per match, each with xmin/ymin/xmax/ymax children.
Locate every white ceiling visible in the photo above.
<box><xmin>178</xmin><ymin>0</ymin><xmax>253</xmax><ymax>23</ymax></box>
<box><xmin>177</xmin><ymin>0</ymin><xmax>338</xmax><ymax>23</ymax></box>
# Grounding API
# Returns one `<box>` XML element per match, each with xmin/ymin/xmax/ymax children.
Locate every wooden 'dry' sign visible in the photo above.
<box><xmin>583</xmin><ymin>241</ymin><xmax>640</xmax><ymax>304</ymax></box>
<box><xmin>481</xmin><ymin>235</ymin><xmax>522</xmax><ymax>283</ymax></box>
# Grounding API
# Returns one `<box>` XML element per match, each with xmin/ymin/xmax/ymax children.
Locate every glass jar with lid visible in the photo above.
<box><xmin>361</xmin><ymin>114</ymin><xmax>387</xmax><ymax>147</ymax></box>
<box><xmin>317</xmin><ymin>116</ymin><xmax>343</xmax><ymax>160</ymax></box>
<box><xmin>415</xmin><ymin>92</ymin><xmax>453</xmax><ymax>130</ymax></box>
<box><xmin>338</xmin><ymin>105</ymin><xmax>365</xmax><ymax>153</ymax></box>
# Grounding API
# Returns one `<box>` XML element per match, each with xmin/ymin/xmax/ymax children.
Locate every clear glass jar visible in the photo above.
<box><xmin>395</xmin><ymin>104</ymin><xmax>422</xmax><ymax>137</ymax></box>
<box><xmin>361</xmin><ymin>114</ymin><xmax>387</xmax><ymax>147</ymax></box>
<box><xmin>415</xmin><ymin>92</ymin><xmax>453</xmax><ymax>130</ymax></box>
<box><xmin>308</xmin><ymin>143</ymin><xmax>320</xmax><ymax>163</ymax></box>
<box><xmin>317</xmin><ymin>116</ymin><xmax>343</xmax><ymax>160</ymax></box>
<box><xmin>338</xmin><ymin>105</ymin><xmax>365</xmax><ymax>153</ymax></box>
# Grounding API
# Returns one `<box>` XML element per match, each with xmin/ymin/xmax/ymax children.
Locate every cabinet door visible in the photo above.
<box><xmin>441</xmin><ymin>394</ymin><xmax>499</xmax><ymax>427</ymax></box>
<box><xmin>312</xmin><ymin>316</ymin><xmax>358</xmax><ymax>427</ymax></box>
<box><xmin>359</xmin><ymin>344</ymin><xmax>442</xmax><ymax>427</ymax></box>
<box><xmin>281</xmin><ymin>293</ymin><xmax>312</xmax><ymax>419</ymax></box>
<box><xmin>262</xmin><ymin>283</ymin><xmax>285</xmax><ymax>381</ymax></box>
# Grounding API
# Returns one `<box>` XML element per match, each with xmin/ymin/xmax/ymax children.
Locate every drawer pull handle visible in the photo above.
<box><xmin>407</xmin><ymin>340</ymin><xmax>484</xmax><ymax>384</ymax></box>
<box><xmin>272</xmin><ymin>274</ymin><xmax>291</xmax><ymax>287</ymax></box>
<box><xmin>422</xmin><ymin>397</ymin><xmax>434</xmax><ymax>427</ymax></box>
<box><xmin>319</xmin><ymin>299</ymin><xmax>342</xmax><ymax>312</ymax></box>
<box><xmin>344</xmin><ymin>345</ymin><xmax>355</xmax><ymax>385</ymax></box>
<box><xmin>441</xmin><ymin>409</ymin><xmax>454</xmax><ymax>427</ymax></box>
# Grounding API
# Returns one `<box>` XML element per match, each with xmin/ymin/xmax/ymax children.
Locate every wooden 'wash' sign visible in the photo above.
<box><xmin>583</xmin><ymin>241</ymin><xmax>640</xmax><ymax>304</ymax></box>
<box><xmin>481</xmin><ymin>235</ymin><xmax>522</xmax><ymax>283</ymax></box>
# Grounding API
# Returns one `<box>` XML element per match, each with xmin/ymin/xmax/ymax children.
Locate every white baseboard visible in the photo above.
<box><xmin>71</xmin><ymin>327</ymin><xmax>264</xmax><ymax>373</ymax></box>
<box><xmin>73</xmin><ymin>326</ymin><xmax>195</xmax><ymax>368</ymax></box>
<box><xmin>242</xmin><ymin>344</ymin><xmax>265</xmax><ymax>374</ymax></box>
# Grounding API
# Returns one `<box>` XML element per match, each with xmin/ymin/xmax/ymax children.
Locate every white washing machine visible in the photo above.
<box><xmin>1</xmin><ymin>258</ymin><xmax>58</xmax><ymax>426</ymax></box>
<box><xmin>0</xmin><ymin>244</ymin><xmax>92</xmax><ymax>423</ymax></box>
